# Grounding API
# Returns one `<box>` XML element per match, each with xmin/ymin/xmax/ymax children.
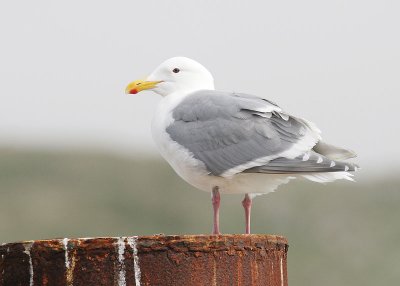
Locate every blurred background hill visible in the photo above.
<box><xmin>1</xmin><ymin>1</ymin><xmax>399</xmax><ymax>285</ymax></box>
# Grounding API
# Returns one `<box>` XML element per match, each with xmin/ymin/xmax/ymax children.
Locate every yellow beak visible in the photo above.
<box><xmin>125</xmin><ymin>79</ymin><xmax>161</xmax><ymax>94</ymax></box>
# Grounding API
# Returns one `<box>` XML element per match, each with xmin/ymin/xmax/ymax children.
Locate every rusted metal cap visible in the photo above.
<box><xmin>0</xmin><ymin>234</ymin><xmax>288</xmax><ymax>286</ymax></box>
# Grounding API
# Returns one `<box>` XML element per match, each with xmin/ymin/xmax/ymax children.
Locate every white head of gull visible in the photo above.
<box><xmin>125</xmin><ymin>56</ymin><xmax>359</xmax><ymax>235</ymax></box>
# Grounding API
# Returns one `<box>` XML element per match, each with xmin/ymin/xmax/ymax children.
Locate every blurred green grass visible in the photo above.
<box><xmin>0</xmin><ymin>148</ymin><xmax>399</xmax><ymax>285</ymax></box>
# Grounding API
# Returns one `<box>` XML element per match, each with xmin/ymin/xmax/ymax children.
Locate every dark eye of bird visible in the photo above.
<box><xmin>172</xmin><ymin>68</ymin><xmax>180</xmax><ymax>73</ymax></box>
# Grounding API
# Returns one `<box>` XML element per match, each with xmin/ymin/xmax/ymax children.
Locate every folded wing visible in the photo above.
<box><xmin>167</xmin><ymin>90</ymin><xmax>323</xmax><ymax>177</ymax></box>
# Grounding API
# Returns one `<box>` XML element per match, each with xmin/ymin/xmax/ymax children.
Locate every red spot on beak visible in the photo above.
<box><xmin>129</xmin><ymin>89</ymin><xmax>138</xmax><ymax>94</ymax></box>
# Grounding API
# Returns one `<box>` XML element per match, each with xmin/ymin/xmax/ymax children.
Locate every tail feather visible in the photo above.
<box><xmin>302</xmin><ymin>172</ymin><xmax>354</xmax><ymax>183</ymax></box>
<box><xmin>313</xmin><ymin>141</ymin><xmax>357</xmax><ymax>160</ymax></box>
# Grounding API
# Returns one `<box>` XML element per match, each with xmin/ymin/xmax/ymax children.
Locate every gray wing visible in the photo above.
<box><xmin>166</xmin><ymin>90</ymin><xmax>321</xmax><ymax>177</ymax></box>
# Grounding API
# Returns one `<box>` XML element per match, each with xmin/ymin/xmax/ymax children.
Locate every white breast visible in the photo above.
<box><xmin>151</xmin><ymin>93</ymin><xmax>213</xmax><ymax>191</ymax></box>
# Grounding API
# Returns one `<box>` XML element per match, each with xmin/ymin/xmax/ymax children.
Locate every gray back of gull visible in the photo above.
<box><xmin>166</xmin><ymin>90</ymin><xmax>314</xmax><ymax>176</ymax></box>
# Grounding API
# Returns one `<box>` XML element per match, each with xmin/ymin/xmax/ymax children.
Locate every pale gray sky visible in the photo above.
<box><xmin>0</xmin><ymin>0</ymin><xmax>399</xmax><ymax>175</ymax></box>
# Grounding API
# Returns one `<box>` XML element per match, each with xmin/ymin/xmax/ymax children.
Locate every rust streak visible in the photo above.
<box><xmin>212</xmin><ymin>255</ymin><xmax>217</xmax><ymax>286</ymax></box>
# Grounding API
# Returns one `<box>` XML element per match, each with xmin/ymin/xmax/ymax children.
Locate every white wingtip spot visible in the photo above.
<box><xmin>317</xmin><ymin>156</ymin><xmax>323</xmax><ymax>163</ymax></box>
<box><xmin>279</xmin><ymin>113</ymin><xmax>289</xmax><ymax>121</ymax></box>
<box><xmin>354</xmin><ymin>166</ymin><xmax>358</xmax><ymax>171</ymax></box>
<box><xmin>344</xmin><ymin>165</ymin><xmax>349</xmax><ymax>171</ymax></box>
<box><xmin>302</xmin><ymin>152</ymin><xmax>310</xmax><ymax>161</ymax></box>
<box><xmin>330</xmin><ymin>161</ymin><xmax>336</xmax><ymax>167</ymax></box>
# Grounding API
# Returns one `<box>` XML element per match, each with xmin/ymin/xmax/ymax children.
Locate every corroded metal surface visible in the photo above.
<box><xmin>0</xmin><ymin>235</ymin><xmax>288</xmax><ymax>286</ymax></box>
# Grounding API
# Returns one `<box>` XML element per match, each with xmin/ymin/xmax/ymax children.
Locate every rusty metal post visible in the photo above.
<box><xmin>0</xmin><ymin>234</ymin><xmax>288</xmax><ymax>286</ymax></box>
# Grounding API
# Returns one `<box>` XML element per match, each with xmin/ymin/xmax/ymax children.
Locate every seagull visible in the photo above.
<box><xmin>125</xmin><ymin>57</ymin><xmax>358</xmax><ymax>235</ymax></box>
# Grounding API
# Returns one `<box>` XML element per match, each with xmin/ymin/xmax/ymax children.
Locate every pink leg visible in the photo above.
<box><xmin>242</xmin><ymin>194</ymin><xmax>252</xmax><ymax>234</ymax></box>
<box><xmin>212</xmin><ymin>187</ymin><xmax>221</xmax><ymax>235</ymax></box>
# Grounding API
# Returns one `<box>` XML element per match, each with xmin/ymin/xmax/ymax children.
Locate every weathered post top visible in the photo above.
<box><xmin>0</xmin><ymin>234</ymin><xmax>288</xmax><ymax>286</ymax></box>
